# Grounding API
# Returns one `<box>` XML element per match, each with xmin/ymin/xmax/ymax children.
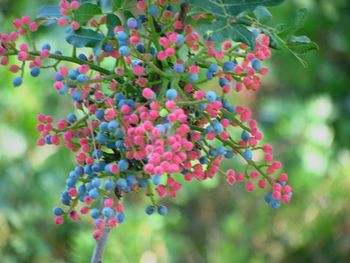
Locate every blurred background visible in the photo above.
<box><xmin>0</xmin><ymin>0</ymin><xmax>350</xmax><ymax>262</ymax></box>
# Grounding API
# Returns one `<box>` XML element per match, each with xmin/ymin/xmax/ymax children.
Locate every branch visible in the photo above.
<box><xmin>90</xmin><ymin>228</ymin><xmax>111</xmax><ymax>263</ymax></box>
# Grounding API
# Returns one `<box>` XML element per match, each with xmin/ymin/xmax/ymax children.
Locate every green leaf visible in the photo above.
<box><xmin>287</xmin><ymin>39</ymin><xmax>319</xmax><ymax>55</ymax></box>
<box><xmin>37</xmin><ymin>6</ymin><xmax>62</xmax><ymax>19</ymax></box>
<box><xmin>188</xmin><ymin>0</ymin><xmax>284</xmax><ymax>47</ymax></box>
<box><xmin>292</xmin><ymin>8</ymin><xmax>308</xmax><ymax>34</ymax></box>
<box><xmin>253</xmin><ymin>6</ymin><xmax>272</xmax><ymax>22</ymax></box>
<box><xmin>123</xmin><ymin>11</ymin><xmax>135</xmax><ymax>20</ymax></box>
<box><xmin>75</xmin><ymin>3</ymin><xmax>101</xmax><ymax>25</ymax></box>
<box><xmin>106</xmin><ymin>14</ymin><xmax>121</xmax><ymax>38</ymax></box>
<box><xmin>36</xmin><ymin>6</ymin><xmax>62</xmax><ymax>26</ymax></box>
<box><xmin>65</xmin><ymin>28</ymin><xmax>105</xmax><ymax>48</ymax></box>
<box><xmin>99</xmin><ymin>0</ymin><xmax>112</xmax><ymax>13</ymax></box>
<box><xmin>200</xmin><ymin>20</ymin><xmax>256</xmax><ymax>48</ymax></box>
<box><xmin>188</xmin><ymin>0</ymin><xmax>284</xmax><ymax>17</ymax></box>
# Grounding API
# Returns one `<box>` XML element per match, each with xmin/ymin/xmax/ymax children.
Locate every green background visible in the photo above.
<box><xmin>0</xmin><ymin>0</ymin><xmax>350</xmax><ymax>262</ymax></box>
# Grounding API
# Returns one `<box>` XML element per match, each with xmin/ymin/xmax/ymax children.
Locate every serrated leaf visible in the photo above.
<box><xmin>37</xmin><ymin>6</ymin><xmax>62</xmax><ymax>19</ymax></box>
<box><xmin>99</xmin><ymin>0</ymin><xmax>112</xmax><ymax>13</ymax></box>
<box><xmin>293</xmin><ymin>8</ymin><xmax>308</xmax><ymax>33</ymax></box>
<box><xmin>188</xmin><ymin>0</ymin><xmax>284</xmax><ymax>47</ymax></box>
<box><xmin>287</xmin><ymin>40</ymin><xmax>318</xmax><ymax>55</ymax></box>
<box><xmin>188</xmin><ymin>0</ymin><xmax>284</xmax><ymax>17</ymax></box>
<box><xmin>75</xmin><ymin>3</ymin><xmax>101</xmax><ymax>25</ymax></box>
<box><xmin>106</xmin><ymin>14</ymin><xmax>121</xmax><ymax>38</ymax></box>
<box><xmin>289</xmin><ymin>35</ymin><xmax>311</xmax><ymax>43</ymax></box>
<box><xmin>200</xmin><ymin>20</ymin><xmax>256</xmax><ymax>48</ymax></box>
<box><xmin>36</xmin><ymin>6</ymin><xmax>62</xmax><ymax>26</ymax></box>
<box><xmin>65</xmin><ymin>28</ymin><xmax>105</xmax><ymax>48</ymax></box>
<box><xmin>253</xmin><ymin>6</ymin><xmax>272</xmax><ymax>22</ymax></box>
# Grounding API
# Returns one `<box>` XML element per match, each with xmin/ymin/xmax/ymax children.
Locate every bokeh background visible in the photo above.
<box><xmin>0</xmin><ymin>0</ymin><xmax>350</xmax><ymax>262</ymax></box>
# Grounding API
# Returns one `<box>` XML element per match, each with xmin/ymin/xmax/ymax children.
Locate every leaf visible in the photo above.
<box><xmin>278</xmin><ymin>8</ymin><xmax>308</xmax><ymax>39</ymax></box>
<box><xmin>188</xmin><ymin>0</ymin><xmax>284</xmax><ymax>47</ymax></box>
<box><xmin>37</xmin><ymin>6</ymin><xmax>62</xmax><ymax>19</ymax></box>
<box><xmin>99</xmin><ymin>0</ymin><xmax>112</xmax><ymax>13</ymax></box>
<box><xmin>74</xmin><ymin>3</ymin><xmax>101</xmax><ymax>25</ymax></box>
<box><xmin>188</xmin><ymin>0</ymin><xmax>284</xmax><ymax>17</ymax></box>
<box><xmin>289</xmin><ymin>35</ymin><xmax>311</xmax><ymax>43</ymax></box>
<box><xmin>287</xmin><ymin>39</ymin><xmax>319</xmax><ymax>55</ymax></box>
<box><xmin>36</xmin><ymin>6</ymin><xmax>62</xmax><ymax>26</ymax></box>
<box><xmin>65</xmin><ymin>28</ymin><xmax>105</xmax><ymax>48</ymax></box>
<box><xmin>123</xmin><ymin>10</ymin><xmax>135</xmax><ymax>20</ymax></box>
<box><xmin>200</xmin><ymin>20</ymin><xmax>256</xmax><ymax>48</ymax></box>
<box><xmin>106</xmin><ymin>14</ymin><xmax>121</xmax><ymax>38</ymax></box>
<box><xmin>253</xmin><ymin>6</ymin><xmax>272</xmax><ymax>22</ymax></box>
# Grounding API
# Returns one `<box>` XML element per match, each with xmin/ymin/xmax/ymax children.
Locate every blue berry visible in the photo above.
<box><xmin>102</xmin><ymin>207</ymin><xmax>114</xmax><ymax>218</ymax></box>
<box><xmin>127</xmin><ymin>18</ymin><xmax>138</xmax><ymax>29</ymax></box>
<box><xmin>78</xmin><ymin>53</ymin><xmax>88</xmax><ymax>61</ymax></box>
<box><xmin>251</xmin><ymin>59</ymin><xmax>261</xmax><ymax>71</ymax></box>
<box><xmin>206</xmin><ymin>91</ymin><xmax>217</xmax><ymax>102</ymax></box>
<box><xmin>68</xmin><ymin>70</ymin><xmax>78</xmax><ymax>80</ymax></box>
<box><xmin>77</xmin><ymin>74</ymin><xmax>88</xmax><ymax>83</ymax></box>
<box><xmin>88</xmin><ymin>188</ymin><xmax>99</xmax><ymax>199</ymax></box>
<box><xmin>119</xmin><ymin>46</ymin><xmax>130</xmax><ymax>56</ymax></box>
<box><xmin>53</xmin><ymin>206</ymin><xmax>64</xmax><ymax>216</ymax></box>
<box><xmin>243</xmin><ymin>149</ymin><xmax>253</xmax><ymax>160</ymax></box>
<box><xmin>174</xmin><ymin>64</ymin><xmax>185</xmax><ymax>74</ymax></box>
<box><xmin>90</xmin><ymin>208</ymin><xmax>101</xmax><ymax>219</ymax></box>
<box><xmin>176</xmin><ymin>34</ymin><xmax>185</xmax><ymax>46</ymax></box>
<box><xmin>223</xmin><ymin>61</ymin><xmax>235</xmax><ymax>71</ymax></box>
<box><xmin>188</xmin><ymin>74</ymin><xmax>198</xmax><ymax>82</ymax></box>
<box><xmin>116</xmin><ymin>31</ymin><xmax>128</xmax><ymax>41</ymax></box>
<box><xmin>145</xmin><ymin>205</ymin><xmax>156</xmax><ymax>215</ymax></box>
<box><xmin>13</xmin><ymin>76</ymin><xmax>23</xmax><ymax>87</ymax></box>
<box><xmin>270</xmin><ymin>199</ymin><xmax>281</xmax><ymax>209</ymax></box>
<box><xmin>30</xmin><ymin>67</ymin><xmax>40</xmax><ymax>77</ymax></box>
<box><xmin>108</xmin><ymin>120</ymin><xmax>119</xmax><ymax>131</ymax></box>
<box><xmin>136</xmin><ymin>43</ymin><xmax>145</xmax><ymax>53</ymax></box>
<box><xmin>209</xmin><ymin>63</ymin><xmax>219</xmax><ymax>72</ymax></box>
<box><xmin>54</xmin><ymin>72</ymin><xmax>65</xmax><ymax>81</ymax></box>
<box><xmin>41</xmin><ymin>43</ymin><xmax>51</xmax><ymax>51</ymax></box>
<box><xmin>166</xmin><ymin>89</ymin><xmax>178</xmax><ymax>100</ymax></box>
<box><xmin>241</xmin><ymin>131</ymin><xmax>250</xmax><ymax>141</ymax></box>
<box><xmin>67</xmin><ymin>113</ymin><xmax>77</xmax><ymax>123</ymax></box>
<box><xmin>104</xmin><ymin>180</ymin><xmax>115</xmax><ymax>191</ymax></box>
<box><xmin>117</xmin><ymin>178</ymin><xmax>127</xmax><ymax>189</ymax></box>
<box><xmin>118</xmin><ymin>160</ymin><xmax>129</xmax><ymax>171</ymax></box>
<box><xmin>152</xmin><ymin>174</ymin><xmax>162</xmax><ymax>185</ymax></box>
<box><xmin>219</xmin><ymin>78</ymin><xmax>229</xmax><ymax>87</ymax></box>
<box><xmin>95</xmin><ymin>109</ymin><xmax>105</xmax><ymax>120</ymax></box>
<box><xmin>103</xmin><ymin>43</ymin><xmax>114</xmax><ymax>53</ymax></box>
<box><xmin>149</xmin><ymin>5</ymin><xmax>159</xmax><ymax>15</ymax></box>
<box><xmin>158</xmin><ymin>205</ymin><xmax>168</xmax><ymax>216</ymax></box>
<box><xmin>72</xmin><ymin>90</ymin><xmax>82</xmax><ymax>101</ymax></box>
<box><xmin>116</xmin><ymin>212</ymin><xmax>125</xmax><ymax>223</ymax></box>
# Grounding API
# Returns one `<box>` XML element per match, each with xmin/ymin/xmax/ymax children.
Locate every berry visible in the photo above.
<box><xmin>13</xmin><ymin>76</ymin><xmax>23</xmax><ymax>87</ymax></box>
<box><xmin>166</xmin><ymin>89</ymin><xmax>178</xmax><ymax>100</ymax></box>
<box><xmin>119</xmin><ymin>46</ymin><xmax>130</xmax><ymax>56</ymax></box>
<box><xmin>127</xmin><ymin>18</ymin><xmax>138</xmax><ymax>29</ymax></box>
<box><xmin>30</xmin><ymin>67</ymin><xmax>40</xmax><ymax>77</ymax></box>
<box><xmin>206</xmin><ymin>91</ymin><xmax>217</xmax><ymax>102</ymax></box>
<box><xmin>118</xmin><ymin>160</ymin><xmax>129</xmax><ymax>171</ymax></box>
<box><xmin>145</xmin><ymin>205</ymin><xmax>156</xmax><ymax>215</ymax></box>
<box><xmin>157</xmin><ymin>205</ymin><xmax>168</xmax><ymax>216</ymax></box>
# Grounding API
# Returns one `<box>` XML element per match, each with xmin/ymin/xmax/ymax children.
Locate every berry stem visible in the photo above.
<box><xmin>90</xmin><ymin>228</ymin><xmax>110</xmax><ymax>263</ymax></box>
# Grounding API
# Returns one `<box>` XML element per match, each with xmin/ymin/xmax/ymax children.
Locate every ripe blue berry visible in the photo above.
<box><xmin>149</xmin><ymin>6</ymin><xmax>159</xmax><ymax>15</ymax></box>
<box><xmin>118</xmin><ymin>160</ymin><xmax>129</xmax><ymax>171</ymax></box>
<box><xmin>252</xmin><ymin>58</ymin><xmax>261</xmax><ymax>71</ymax></box>
<box><xmin>88</xmin><ymin>188</ymin><xmax>100</xmax><ymax>199</ymax></box>
<box><xmin>30</xmin><ymin>67</ymin><xmax>40</xmax><ymax>77</ymax></box>
<box><xmin>223</xmin><ymin>61</ymin><xmax>235</xmax><ymax>71</ymax></box>
<box><xmin>119</xmin><ymin>46</ymin><xmax>130</xmax><ymax>56</ymax></box>
<box><xmin>103</xmin><ymin>43</ymin><xmax>114</xmax><ymax>53</ymax></box>
<box><xmin>209</xmin><ymin>63</ymin><xmax>219</xmax><ymax>73</ymax></box>
<box><xmin>166</xmin><ymin>89</ymin><xmax>178</xmax><ymax>100</ymax></box>
<box><xmin>145</xmin><ymin>205</ymin><xmax>156</xmax><ymax>215</ymax></box>
<box><xmin>243</xmin><ymin>149</ymin><xmax>253</xmax><ymax>160</ymax></box>
<box><xmin>151</xmin><ymin>174</ymin><xmax>162</xmax><ymax>185</ymax></box>
<box><xmin>158</xmin><ymin>205</ymin><xmax>168</xmax><ymax>216</ymax></box>
<box><xmin>104</xmin><ymin>180</ymin><xmax>115</xmax><ymax>191</ymax></box>
<box><xmin>116</xmin><ymin>31</ymin><xmax>128</xmax><ymax>41</ymax></box>
<box><xmin>67</xmin><ymin>113</ymin><xmax>77</xmax><ymax>123</ymax></box>
<box><xmin>108</xmin><ymin>120</ymin><xmax>119</xmax><ymax>131</ymax></box>
<box><xmin>127</xmin><ymin>18</ymin><xmax>138</xmax><ymax>29</ymax></box>
<box><xmin>13</xmin><ymin>76</ymin><xmax>23</xmax><ymax>87</ymax></box>
<box><xmin>77</xmin><ymin>74</ymin><xmax>88</xmax><ymax>83</ymax></box>
<box><xmin>117</xmin><ymin>178</ymin><xmax>127</xmax><ymax>189</ymax></box>
<box><xmin>206</xmin><ymin>91</ymin><xmax>217</xmax><ymax>102</ymax></box>
<box><xmin>90</xmin><ymin>208</ymin><xmax>101</xmax><ymax>219</ymax></box>
<box><xmin>53</xmin><ymin>206</ymin><xmax>64</xmax><ymax>216</ymax></box>
<box><xmin>102</xmin><ymin>207</ymin><xmax>114</xmax><ymax>218</ymax></box>
<box><xmin>174</xmin><ymin>64</ymin><xmax>185</xmax><ymax>74</ymax></box>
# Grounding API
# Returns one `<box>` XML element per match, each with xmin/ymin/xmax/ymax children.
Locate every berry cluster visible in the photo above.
<box><xmin>0</xmin><ymin>0</ymin><xmax>293</xmax><ymax>239</ymax></box>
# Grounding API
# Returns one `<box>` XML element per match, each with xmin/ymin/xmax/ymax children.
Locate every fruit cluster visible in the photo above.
<box><xmin>0</xmin><ymin>0</ymin><xmax>293</xmax><ymax>239</ymax></box>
